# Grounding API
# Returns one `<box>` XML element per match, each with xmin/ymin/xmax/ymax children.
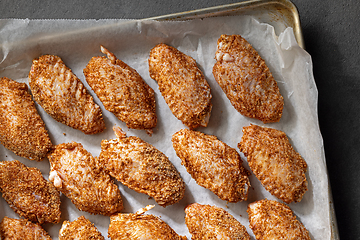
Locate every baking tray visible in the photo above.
<box><xmin>0</xmin><ymin>1</ymin><xmax>339</xmax><ymax>239</ymax></box>
<box><xmin>146</xmin><ymin>0</ymin><xmax>338</xmax><ymax>239</ymax></box>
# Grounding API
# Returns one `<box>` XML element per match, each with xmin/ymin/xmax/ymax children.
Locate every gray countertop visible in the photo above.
<box><xmin>1</xmin><ymin>0</ymin><xmax>359</xmax><ymax>239</ymax></box>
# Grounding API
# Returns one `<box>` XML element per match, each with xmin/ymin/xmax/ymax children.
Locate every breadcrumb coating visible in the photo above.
<box><xmin>185</xmin><ymin>203</ymin><xmax>250</xmax><ymax>240</ymax></box>
<box><xmin>0</xmin><ymin>217</ymin><xmax>52</xmax><ymax>240</ymax></box>
<box><xmin>247</xmin><ymin>199</ymin><xmax>311</xmax><ymax>240</ymax></box>
<box><xmin>172</xmin><ymin>129</ymin><xmax>250</xmax><ymax>202</ymax></box>
<box><xmin>59</xmin><ymin>216</ymin><xmax>104</xmax><ymax>240</ymax></box>
<box><xmin>108</xmin><ymin>205</ymin><xmax>187</xmax><ymax>240</ymax></box>
<box><xmin>48</xmin><ymin>142</ymin><xmax>123</xmax><ymax>215</ymax></box>
<box><xmin>99</xmin><ymin>126</ymin><xmax>185</xmax><ymax>207</ymax></box>
<box><xmin>238</xmin><ymin>124</ymin><xmax>308</xmax><ymax>203</ymax></box>
<box><xmin>0</xmin><ymin>160</ymin><xmax>61</xmax><ymax>224</ymax></box>
<box><xmin>29</xmin><ymin>54</ymin><xmax>105</xmax><ymax>134</ymax></box>
<box><xmin>149</xmin><ymin>43</ymin><xmax>212</xmax><ymax>129</ymax></box>
<box><xmin>213</xmin><ymin>34</ymin><xmax>284</xmax><ymax>123</ymax></box>
<box><xmin>0</xmin><ymin>77</ymin><xmax>52</xmax><ymax>161</ymax></box>
<box><xmin>84</xmin><ymin>46</ymin><xmax>157</xmax><ymax>134</ymax></box>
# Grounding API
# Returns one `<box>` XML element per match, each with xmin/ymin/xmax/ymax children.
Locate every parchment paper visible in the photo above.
<box><xmin>0</xmin><ymin>16</ymin><xmax>330</xmax><ymax>239</ymax></box>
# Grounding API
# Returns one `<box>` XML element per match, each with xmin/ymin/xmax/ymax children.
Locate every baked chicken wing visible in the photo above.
<box><xmin>149</xmin><ymin>43</ymin><xmax>212</xmax><ymax>129</ymax></box>
<box><xmin>59</xmin><ymin>216</ymin><xmax>104</xmax><ymax>240</ymax></box>
<box><xmin>247</xmin><ymin>199</ymin><xmax>311</xmax><ymax>240</ymax></box>
<box><xmin>0</xmin><ymin>217</ymin><xmax>52</xmax><ymax>240</ymax></box>
<box><xmin>84</xmin><ymin>46</ymin><xmax>157</xmax><ymax>134</ymax></box>
<box><xmin>238</xmin><ymin>124</ymin><xmax>308</xmax><ymax>203</ymax></box>
<box><xmin>0</xmin><ymin>77</ymin><xmax>52</xmax><ymax>161</ymax></box>
<box><xmin>99</xmin><ymin>126</ymin><xmax>185</xmax><ymax>207</ymax></box>
<box><xmin>172</xmin><ymin>129</ymin><xmax>250</xmax><ymax>202</ymax></box>
<box><xmin>185</xmin><ymin>203</ymin><xmax>250</xmax><ymax>240</ymax></box>
<box><xmin>48</xmin><ymin>142</ymin><xmax>123</xmax><ymax>215</ymax></box>
<box><xmin>0</xmin><ymin>160</ymin><xmax>61</xmax><ymax>224</ymax></box>
<box><xmin>213</xmin><ymin>34</ymin><xmax>284</xmax><ymax>123</ymax></box>
<box><xmin>28</xmin><ymin>54</ymin><xmax>105</xmax><ymax>134</ymax></box>
<box><xmin>108</xmin><ymin>205</ymin><xmax>186</xmax><ymax>240</ymax></box>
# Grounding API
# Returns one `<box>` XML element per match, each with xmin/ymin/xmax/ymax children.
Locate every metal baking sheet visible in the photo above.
<box><xmin>146</xmin><ymin>0</ymin><xmax>305</xmax><ymax>49</ymax></box>
<box><xmin>146</xmin><ymin>0</ymin><xmax>338</xmax><ymax>239</ymax></box>
<box><xmin>0</xmin><ymin>0</ymin><xmax>338</xmax><ymax>239</ymax></box>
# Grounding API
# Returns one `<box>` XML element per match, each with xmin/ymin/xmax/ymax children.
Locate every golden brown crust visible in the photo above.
<box><xmin>247</xmin><ymin>199</ymin><xmax>311</xmax><ymax>240</ymax></box>
<box><xmin>48</xmin><ymin>142</ymin><xmax>123</xmax><ymax>215</ymax></box>
<box><xmin>99</xmin><ymin>128</ymin><xmax>185</xmax><ymax>207</ymax></box>
<box><xmin>213</xmin><ymin>34</ymin><xmax>284</xmax><ymax>123</ymax></box>
<box><xmin>0</xmin><ymin>77</ymin><xmax>53</xmax><ymax>161</ymax></box>
<box><xmin>59</xmin><ymin>216</ymin><xmax>104</xmax><ymax>240</ymax></box>
<box><xmin>0</xmin><ymin>217</ymin><xmax>52</xmax><ymax>240</ymax></box>
<box><xmin>172</xmin><ymin>129</ymin><xmax>250</xmax><ymax>202</ymax></box>
<box><xmin>108</xmin><ymin>207</ymin><xmax>186</xmax><ymax>240</ymax></box>
<box><xmin>148</xmin><ymin>43</ymin><xmax>212</xmax><ymax>129</ymax></box>
<box><xmin>28</xmin><ymin>55</ymin><xmax>105</xmax><ymax>134</ymax></box>
<box><xmin>185</xmin><ymin>203</ymin><xmax>250</xmax><ymax>240</ymax></box>
<box><xmin>0</xmin><ymin>160</ymin><xmax>61</xmax><ymax>224</ymax></box>
<box><xmin>238</xmin><ymin>125</ymin><xmax>308</xmax><ymax>203</ymax></box>
<box><xmin>83</xmin><ymin>46</ymin><xmax>157</xmax><ymax>132</ymax></box>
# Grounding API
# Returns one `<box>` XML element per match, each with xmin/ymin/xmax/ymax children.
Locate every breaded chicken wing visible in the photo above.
<box><xmin>247</xmin><ymin>199</ymin><xmax>311</xmax><ymax>240</ymax></box>
<box><xmin>238</xmin><ymin>125</ymin><xmax>308</xmax><ymax>203</ymax></box>
<box><xmin>59</xmin><ymin>216</ymin><xmax>104</xmax><ymax>240</ymax></box>
<box><xmin>84</xmin><ymin>46</ymin><xmax>157</xmax><ymax>134</ymax></box>
<box><xmin>148</xmin><ymin>43</ymin><xmax>212</xmax><ymax>129</ymax></box>
<box><xmin>185</xmin><ymin>203</ymin><xmax>250</xmax><ymax>240</ymax></box>
<box><xmin>172</xmin><ymin>129</ymin><xmax>250</xmax><ymax>202</ymax></box>
<box><xmin>0</xmin><ymin>217</ymin><xmax>52</xmax><ymax>240</ymax></box>
<box><xmin>28</xmin><ymin>55</ymin><xmax>105</xmax><ymax>134</ymax></box>
<box><xmin>213</xmin><ymin>34</ymin><xmax>284</xmax><ymax>123</ymax></box>
<box><xmin>0</xmin><ymin>77</ymin><xmax>52</xmax><ymax>161</ymax></box>
<box><xmin>108</xmin><ymin>205</ymin><xmax>186</xmax><ymax>240</ymax></box>
<box><xmin>48</xmin><ymin>142</ymin><xmax>123</xmax><ymax>215</ymax></box>
<box><xmin>99</xmin><ymin>126</ymin><xmax>185</xmax><ymax>207</ymax></box>
<box><xmin>0</xmin><ymin>160</ymin><xmax>61</xmax><ymax>224</ymax></box>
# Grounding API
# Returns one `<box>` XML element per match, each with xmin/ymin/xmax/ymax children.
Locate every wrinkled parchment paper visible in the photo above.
<box><xmin>0</xmin><ymin>16</ymin><xmax>330</xmax><ymax>239</ymax></box>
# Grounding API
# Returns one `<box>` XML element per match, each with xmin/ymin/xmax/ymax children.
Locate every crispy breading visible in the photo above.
<box><xmin>84</xmin><ymin>46</ymin><xmax>157</xmax><ymax>134</ymax></box>
<box><xmin>28</xmin><ymin>55</ymin><xmax>105</xmax><ymax>134</ymax></box>
<box><xmin>185</xmin><ymin>203</ymin><xmax>250</xmax><ymax>240</ymax></box>
<box><xmin>0</xmin><ymin>160</ymin><xmax>61</xmax><ymax>224</ymax></box>
<box><xmin>238</xmin><ymin>124</ymin><xmax>308</xmax><ymax>203</ymax></box>
<box><xmin>48</xmin><ymin>142</ymin><xmax>123</xmax><ymax>215</ymax></box>
<box><xmin>59</xmin><ymin>216</ymin><xmax>104</xmax><ymax>240</ymax></box>
<box><xmin>172</xmin><ymin>129</ymin><xmax>250</xmax><ymax>202</ymax></box>
<box><xmin>148</xmin><ymin>43</ymin><xmax>212</xmax><ymax>129</ymax></box>
<box><xmin>213</xmin><ymin>34</ymin><xmax>284</xmax><ymax>123</ymax></box>
<box><xmin>108</xmin><ymin>205</ymin><xmax>186</xmax><ymax>240</ymax></box>
<box><xmin>0</xmin><ymin>217</ymin><xmax>52</xmax><ymax>240</ymax></box>
<box><xmin>0</xmin><ymin>77</ymin><xmax>52</xmax><ymax>161</ymax></box>
<box><xmin>98</xmin><ymin>126</ymin><xmax>185</xmax><ymax>207</ymax></box>
<box><xmin>247</xmin><ymin>199</ymin><xmax>311</xmax><ymax>240</ymax></box>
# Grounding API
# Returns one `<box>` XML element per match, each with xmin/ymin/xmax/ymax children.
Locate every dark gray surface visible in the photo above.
<box><xmin>1</xmin><ymin>0</ymin><xmax>359</xmax><ymax>239</ymax></box>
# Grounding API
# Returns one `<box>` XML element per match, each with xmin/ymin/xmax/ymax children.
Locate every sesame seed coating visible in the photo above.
<box><xmin>48</xmin><ymin>142</ymin><xmax>123</xmax><ymax>215</ymax></box>
<box><xmin>99</xmin><ymin>127</ymin><xmax>185</xmax><ymax>207</ymax></box>
<box><xmin>59</xmin><ymin>216</ymin><xmax>104</xmax><ymax>240</ymax></box>
<box><xmin>0</xmin><ymin>77</ymin><xmax>52</xmax><ymax>161</ymax></box>
<box><xmin>0</xmin><ymin>217</ymin><xmax>52</xmax><ymax>240</ymax></box>
<box><xmin>185</xmin><ymin>203</ymin><xmax>250</xmax><ymax>240</ymax></box>
<box><xmin>149</xmin><ymin>43</ymin><xmax>212</xmax><ymax>129</ymax></box>
<box><xmin>0</xmin><ymin>160</ymin><xmax>61</xmax><ymax>224</ymax></box>
<box><xmin>108</xmin><ymin>206</ymin><xmax>186</xmax><ymax>240</ymax></box>
<box><xmin>213</xmin><ymin>35</ymin><xmax>284</xmax><ymax>123</ymax></box>
<box><xmin>29</xmin><ymin>55</ymin><xmax>105</xmax><ymax>134</ymax></box>
<box><xmin>247</xmin><ymin>199</ymin><xmax>311</xmax><ymax>240</ymax></box>
<box><xmin>172</xmin><ymin>129</ymin><xmax>250</xmax><ymax>203</ymax></box>
<box><xmin>84</xmin><ymin>46</ymin><xmax>157</xmax><ymax>133</ymax></box>
<box><xmin>238</xmin><ymin>125</ymin><xmax>308</xmax><ymax>203</ymax></box>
